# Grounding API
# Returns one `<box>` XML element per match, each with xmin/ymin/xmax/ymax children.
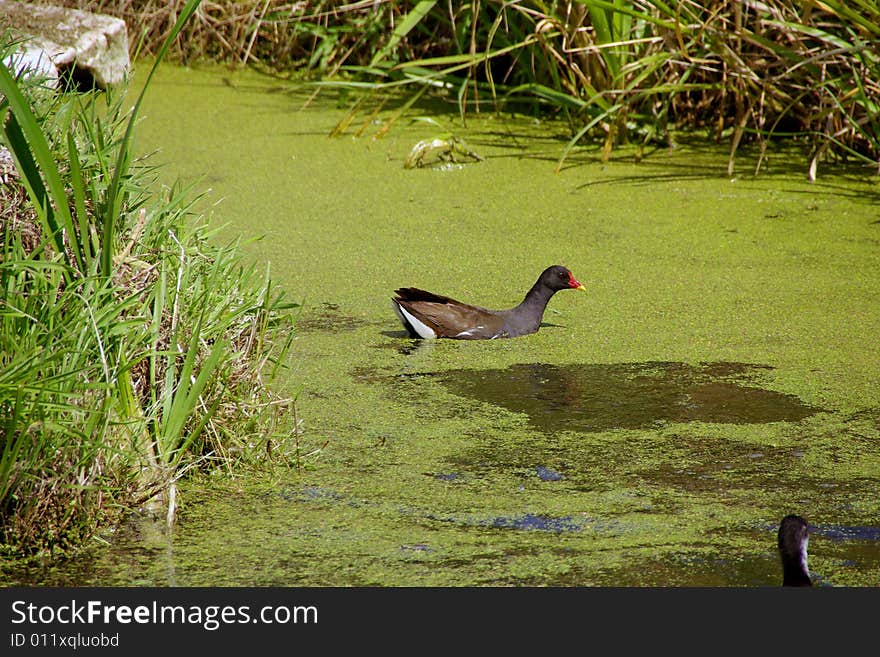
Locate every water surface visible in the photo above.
<box><xmin>3</xmin><ymin>64</ymin><xmax>879</xmax><ymax>586</ymax></box>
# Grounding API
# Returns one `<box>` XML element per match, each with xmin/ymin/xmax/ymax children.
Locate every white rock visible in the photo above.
<box><xmin>0</xmin><ymin>1</ymin><xmax>130</xmax><ymax>88</ymax></box>
<box><xmin>2</xmin><ymin>42</ymin><xmax>59</xmax><ymax>86</ymax></box>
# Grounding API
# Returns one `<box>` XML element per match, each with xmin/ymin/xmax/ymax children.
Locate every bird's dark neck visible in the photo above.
<box><xmin>517</xmin><ymin>280</ymin><xmax>556</xmax><ymax>313</ymax></box>
<box><xmin>504</xmin><ymin>282</ymin><xmax>556</xmax><ymax>333</ymax></box>
<box><xmin>782</xmin><ymin>563</ymin><xmax>812</xmax><ymax>587</ymax></box>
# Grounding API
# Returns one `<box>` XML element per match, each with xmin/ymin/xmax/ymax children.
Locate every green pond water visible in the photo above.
<box><xmin>7</xmin><ymin>64</ymin><xmax>880</xmax><ymax>586</ymax></box>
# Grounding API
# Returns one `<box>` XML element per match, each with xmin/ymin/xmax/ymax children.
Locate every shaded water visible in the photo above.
<box><xmin>3</xmin><ymin>64</ymin><xmax>879</xmax><ymax>587</ymax></box>
<box><xmin>432</xmin><ymin>361</ymin><xmax>822</xmax><ymax>431</ymax></box>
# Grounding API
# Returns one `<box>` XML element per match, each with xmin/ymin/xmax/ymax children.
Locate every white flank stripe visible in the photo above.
<box><xmin>393</xmin><ymin>302</ymin><xmax>437</xmax><ymax>339</ymax></box>
<box><xmin>454</xmin><ymin>325</ymin><xmax>486</xmax><ymax>338</ymax></box>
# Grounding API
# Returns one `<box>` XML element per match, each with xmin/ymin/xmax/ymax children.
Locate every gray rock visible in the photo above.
<box><xmin>0</xmin><ymin>1</ymin><xmax>130</xmax><ymax>88</ymax></box>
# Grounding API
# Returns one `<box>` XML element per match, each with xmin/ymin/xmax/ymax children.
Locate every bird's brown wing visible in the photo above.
<box><xmin>394</xmin><ymin>289</ymin><xmax>506</xmax><ymax>339</ymax></box>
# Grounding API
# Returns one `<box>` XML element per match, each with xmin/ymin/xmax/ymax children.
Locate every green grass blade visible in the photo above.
<box><xmin>66</xmin><ymin>131</ymin><xmax>91</xmax><ymax>272</ymax></box>
<box><xmin>811</xmin><ymin>0</ymin><xmax>880</xmax><ymax>36</ymax></box>
<box><xmin>102</xmin><ymin>0</ymin><xmax>205</xmax><ymax>278</ymax></box>
<box><xmin>370</xmin><ymin>0</ymin><xmax>437</xmax><ymax>67</ymax></box>
<box><xmin>576</xmin><ymin>0</ymin><xmax>677</xmax><ymax>31</ymax></box>
<box><xmin>1</xmin><ymin>108</ymin><xmax>56</xmax><ymax>238</ymax></box>
<box><xmin>555</xmin><ymin>102</ymin><xmax>625</xmax><ymax>173</ymax></box>
<box><xmin>0</xmin><ymin>64</ymin><xmax>78</xmax><ymax>261</ymax></box>
<box><xmin>0</xmin><ymin>388</ymin><xmax>29</xmax><ymax>501</ymax></box>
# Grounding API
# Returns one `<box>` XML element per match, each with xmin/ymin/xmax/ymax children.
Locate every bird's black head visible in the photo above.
<box><xmin>541</xmin><ymin>265</ymin><xmax>586</xmax><ymax>292</ymax></box>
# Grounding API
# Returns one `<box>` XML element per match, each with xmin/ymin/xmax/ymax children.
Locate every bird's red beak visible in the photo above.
<box><xmin>569</xmin><ymin>273</ymin><xmax>586</xmax><ymax>291</ymax></box>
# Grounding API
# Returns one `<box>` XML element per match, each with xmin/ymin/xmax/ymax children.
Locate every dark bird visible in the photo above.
<box><xmin>392</xmin><ymin>265</ymin><xmax>586</xmax><ymax>340</ymax></box>
<box><xmin>778</xmin><ymin>514</ymin><xmax>812</xmax><ymax>587</ymax></box>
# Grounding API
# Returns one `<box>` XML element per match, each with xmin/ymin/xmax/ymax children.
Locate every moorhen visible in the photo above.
<box><xmin>392</xmin><ymin>265</ymin><xmax>585</xmax><ymax>340</ymax></box>
<box><xmin>778</xmin><ymin>514</ymin><xmax>812</xmax><ymax>587</ymax></box>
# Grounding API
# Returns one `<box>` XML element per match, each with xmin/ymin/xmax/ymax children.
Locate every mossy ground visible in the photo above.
<box><xmin>4</xmin><ymin>64</ymin><xmax>878</xmax><ymax>586</ymax></box>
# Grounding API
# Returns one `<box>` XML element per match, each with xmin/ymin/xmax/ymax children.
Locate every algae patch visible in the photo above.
<box><xmin>296</xmin><ymin>302</ymin><xmax>370</xmax><ymax>333</ymax></box>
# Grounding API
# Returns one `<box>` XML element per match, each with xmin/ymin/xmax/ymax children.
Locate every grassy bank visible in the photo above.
<box><xmin>0</xmin><ymin>2</ymin><xmax>299</xmax><ymax>558</ymax></box>
<box><xmin>32</xmin><ymin>0</ymin><xmax>880</xmax><ymax>178</ymax></box>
